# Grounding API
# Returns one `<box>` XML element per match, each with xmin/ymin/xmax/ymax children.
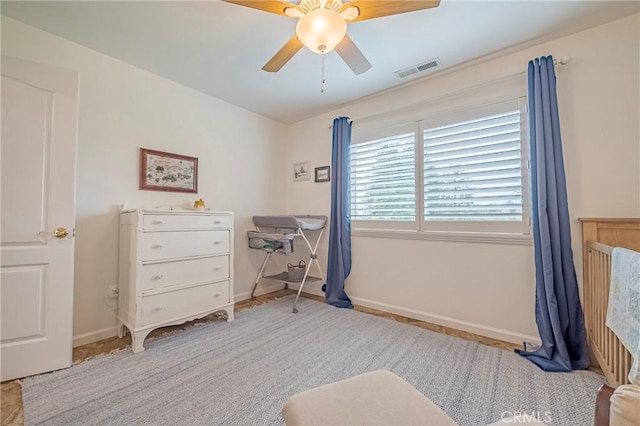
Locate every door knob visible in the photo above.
<box><xmin>38</xmin><ymin>227</ymin><xmax>70</xmax><ymax>238</ymax></box>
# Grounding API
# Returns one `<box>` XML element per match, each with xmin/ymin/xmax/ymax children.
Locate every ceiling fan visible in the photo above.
<box><xmin>223</xmin><ymin>0</ymin><xmax>441</xmax><ymax>75</ymax></box>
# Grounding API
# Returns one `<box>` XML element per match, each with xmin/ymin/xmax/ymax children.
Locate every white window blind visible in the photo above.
<box><xmin>349</xmin><ymin>91</ymin><xmax>530</xmax><ymax>239</ymax></box>
<box><xmin>423</xmin><ymin>110</ymin><xmax>523</xmax><ymax>222</ymax></box>
<box><xmin>350</xmin><ymin>132</ymin><xmax>416</xmax><ymax>222</ymax></box>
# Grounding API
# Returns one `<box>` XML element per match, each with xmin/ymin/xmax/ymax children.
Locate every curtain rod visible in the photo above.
<box><xmin>328</xmin><ymin>55</ymin><xmax>571</xmax><ymax>129</ymax></box>
<box><xmin>554</xmin><ymin>56</ymin><xmax>571</xmax><ymax>66</ymax></box>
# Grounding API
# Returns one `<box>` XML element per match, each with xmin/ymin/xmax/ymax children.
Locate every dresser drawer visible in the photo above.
<box><xmin>143</xmin><ymin>214</ymin><xmax>231</xmax><ymax>230</ymax></box>
<box><xmin>141</xmin><ymin>230</ymin><xmax>229</xmax><ymax>261</ymax></box>
<box><xmin>140</xmin><ymin>256</ymin><xmax>229</xmax><ymax>293</ymax></box>
<box><xmin>140</xmin><ymin>281</ymin><xmax>230</xmax><ymax>327</ymax></box>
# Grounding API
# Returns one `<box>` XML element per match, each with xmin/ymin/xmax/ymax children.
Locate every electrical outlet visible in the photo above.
<box><xmin>108</xmin><ymin>285</ymin><xmax>119</xmax><ymax>299</ymax></box>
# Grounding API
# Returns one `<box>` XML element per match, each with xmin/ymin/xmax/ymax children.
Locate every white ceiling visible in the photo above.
<box><xmin>2</xmin><ymin>1</ymin><xmax>638</xmax><ymax>124</ymax></box>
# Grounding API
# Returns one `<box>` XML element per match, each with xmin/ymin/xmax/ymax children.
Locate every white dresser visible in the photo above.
<box><xmin>118</xmin><ymin>209</ymin><xmax>234</xmax><ymax>353</ymax></box>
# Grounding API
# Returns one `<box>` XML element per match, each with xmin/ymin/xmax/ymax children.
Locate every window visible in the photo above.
<box><xmin>350</xmin><ymin>97</ymin><xmax>530</xmax><ymax>238</ymax></box>
<box><xmin>351</xmin><ymin>132</ymin><xmax>416</xmax><ymax>222</ymax></box>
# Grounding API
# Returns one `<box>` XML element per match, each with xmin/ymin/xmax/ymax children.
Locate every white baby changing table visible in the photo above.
<box><xmin>248</xmin><ymin>215</ymin><xmax>327</xmax><ymax>313</ymax></box>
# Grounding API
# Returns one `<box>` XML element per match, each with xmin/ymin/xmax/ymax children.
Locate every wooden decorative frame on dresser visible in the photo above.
<box><xmin>579</xmin><ymin>218</ymin><xmax>639</xmax><ymax>387</ymax></box>
<box><xmin>118</xmin><ymin>209</ymin><xmax>234</xmax><ymax>353</ymax></box>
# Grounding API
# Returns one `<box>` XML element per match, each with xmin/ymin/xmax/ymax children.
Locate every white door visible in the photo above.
<box><xmin>1</xmin><ymin>56</ymin><xmax>78</xmax><ymax>381</ymax></box>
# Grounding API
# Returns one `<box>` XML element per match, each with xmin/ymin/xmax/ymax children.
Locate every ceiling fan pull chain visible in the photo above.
<box><xmin>321</xmin><ymin>55</ymin><xmax>326</xmax><ymax>93</ymax></box>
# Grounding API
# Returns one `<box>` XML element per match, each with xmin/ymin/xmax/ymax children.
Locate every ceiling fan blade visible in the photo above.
<box><xmin>222</xmin><ymin>0</ymin><xmax>298</xmax><ymax>17</ymax></box>
<box><xmin>335</xmin><ymin>35</ymin><xmax>372</xmax><ymax>75</ymax></box>
<box><xmin>340</xmin><ymin>1</ymin><xmax>440</xmax><ymax>22</ymax></box>
<box><xmin>262</xmin><ymin>35</ymin><xmax>304</xmax><ymax>72</ymax></box>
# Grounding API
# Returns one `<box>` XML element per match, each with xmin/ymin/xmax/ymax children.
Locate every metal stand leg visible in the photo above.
<box><xmin>251</xmin><ymin>252</ymin><xmax>271</xmax><ymax>299</ymax></box>
<box><xmin>292</xmin><ymin>263</ymin><xmax>312</xmax><ymax>313</ymax></box>
<box><xmin>292</xmin><ymin>286</ymin><xmax>303</xmax><ymax>313</ymax></box>
<box><xmin>291</xmin><ymin>227</ymin><xmax>327</xmax><ymax>313</ymax></box>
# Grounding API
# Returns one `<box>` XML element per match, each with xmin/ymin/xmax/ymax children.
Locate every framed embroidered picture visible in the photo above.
<box><xmin>293</xmin><ymin>161</ymin><xmax>310</xmax><ymax>182</ymax></box>
<box><xmin>314</xmin><ymin>166</ymin><xmax>330</xmax><ymax>183</ymax></box>
<box><xmin>139</xmin><ymin>148</ymin><xmax>198</xmax><ymax>193</ymax></box>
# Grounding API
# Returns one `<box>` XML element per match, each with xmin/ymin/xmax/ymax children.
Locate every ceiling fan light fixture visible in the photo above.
<box><xmin>339</xmin><ymin>6</ymin><xmax>359</xmax><ymax>21</ymax></box>
<box><xmin>295</xmin><ymin>8</ymin><xmax>346</xmax><ymax>54</ymax></box>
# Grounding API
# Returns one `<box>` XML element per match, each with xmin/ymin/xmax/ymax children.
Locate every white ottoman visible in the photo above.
<box><xmin>282</xmin><ymin>370</ymin><xmax>457</xmax><ymax>426</ymax></box>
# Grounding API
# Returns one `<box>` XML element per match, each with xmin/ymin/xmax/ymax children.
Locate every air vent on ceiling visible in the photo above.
<box><xmin>395</xmin><ymin>58</ymin><xmax>441</xmax><ymax>79</ymax></box>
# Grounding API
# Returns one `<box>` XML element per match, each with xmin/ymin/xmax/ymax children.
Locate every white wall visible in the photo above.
<box><xmin>3</xmin><ymin>13</ymin><xmax>637</xmax><ymax>348</ymax></box>
<box><xmin>284</xmin><ymin>14</ymin><xmax>640</xmax><ymax>344</ymax></box>
<box><xmin>1</xmin><ymin>17</ymin><xmax>288</xmax><ymax>346</ymax></box>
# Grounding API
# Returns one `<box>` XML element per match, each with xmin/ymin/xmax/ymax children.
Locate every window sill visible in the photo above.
<box><xmin>351</xmin><ymin>228</ymin><xmax>533</xmax><ymax>245</ymax></box>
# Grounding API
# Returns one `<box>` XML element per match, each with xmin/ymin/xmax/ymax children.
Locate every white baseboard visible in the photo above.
<box><xmin>283</xmin><ymin>284</ymin><xmax>537</xmax><ymax>345</ymax></box>
<box><xmin>349</xmin><ymin>295</ymin><xmax>541</xmax><ymax>346</ymax></box>
<box><xmin>74</xmin><ymin>284</ymin><xmax>286</xmax><ymax>348</ymax></box>
<box><xmin>282</xmin><ymin>285</ymin><xmax>536</xmax><ymax>345</ymax></box>
<box><xmin>73</xmin><ymin>326</ymin><xmax>119</xmax><ymax>348</ymax></box>
<box><xmin>74</xmin><ymin>286</ymin><xmax>539</xmax><ymax>349</ymax></box>
<box><xmin>286</xmin><ymin>281</ymin><xmax>324</xmax><ymax>296</ymax></box>
<box><xmin>234</xmin><ymin>282</ymin><xmax>287</xmax><ymax>302</ymax></box>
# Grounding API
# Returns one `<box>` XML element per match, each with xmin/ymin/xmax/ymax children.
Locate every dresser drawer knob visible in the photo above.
<box><xmin>213</xmin><ymin>266</ymin><xmax>221</xmax><ymax>271</ymax></box>
<box><xmin>152</xmin><ymin>305</ymin><xmax>164</xmax><ymax>312</ymax></box>
<box><xmin>152</xmin><ymin>274</ymin><xmax>164</xmax><ymax>280</ymax></box>
<box><xmin>213</xmin><ymin>241</ymin><xmax>221</xmax><ymax>245</ymax></box>
<box><xmin>214</xmin><ymin>220</ymin><xmax>222</xmax><ymax>224</ymax></box>
<box><xmin>152</xmin><ymin>244</ymin><xmax>164</xmax><ymax>249</ymax></box>
<box><xmin>152</xmin><ymin>220</ymin><xmax>165</xmax><ymax>225</ymax></box>
<box><xmin>214</xmin><ymin>292</ymin><xmax>222</xmax><ymax>297</ymax></box>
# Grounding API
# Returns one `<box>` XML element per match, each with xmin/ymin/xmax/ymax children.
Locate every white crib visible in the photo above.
<box><xmin>248</xmin><ymin>215</ymin><xmax>327</xmax><ymax>313</ymax></box>
<box><xmin>580</xmin><ymin>218</ymin><xmax>640</xmax><ymax>386</ymax></box>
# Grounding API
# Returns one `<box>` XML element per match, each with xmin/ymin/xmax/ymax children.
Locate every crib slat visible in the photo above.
<box><xmin>584</xmin><ymin>241</ymin><xmax>632</xmax><ymax>387</ymax></box>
